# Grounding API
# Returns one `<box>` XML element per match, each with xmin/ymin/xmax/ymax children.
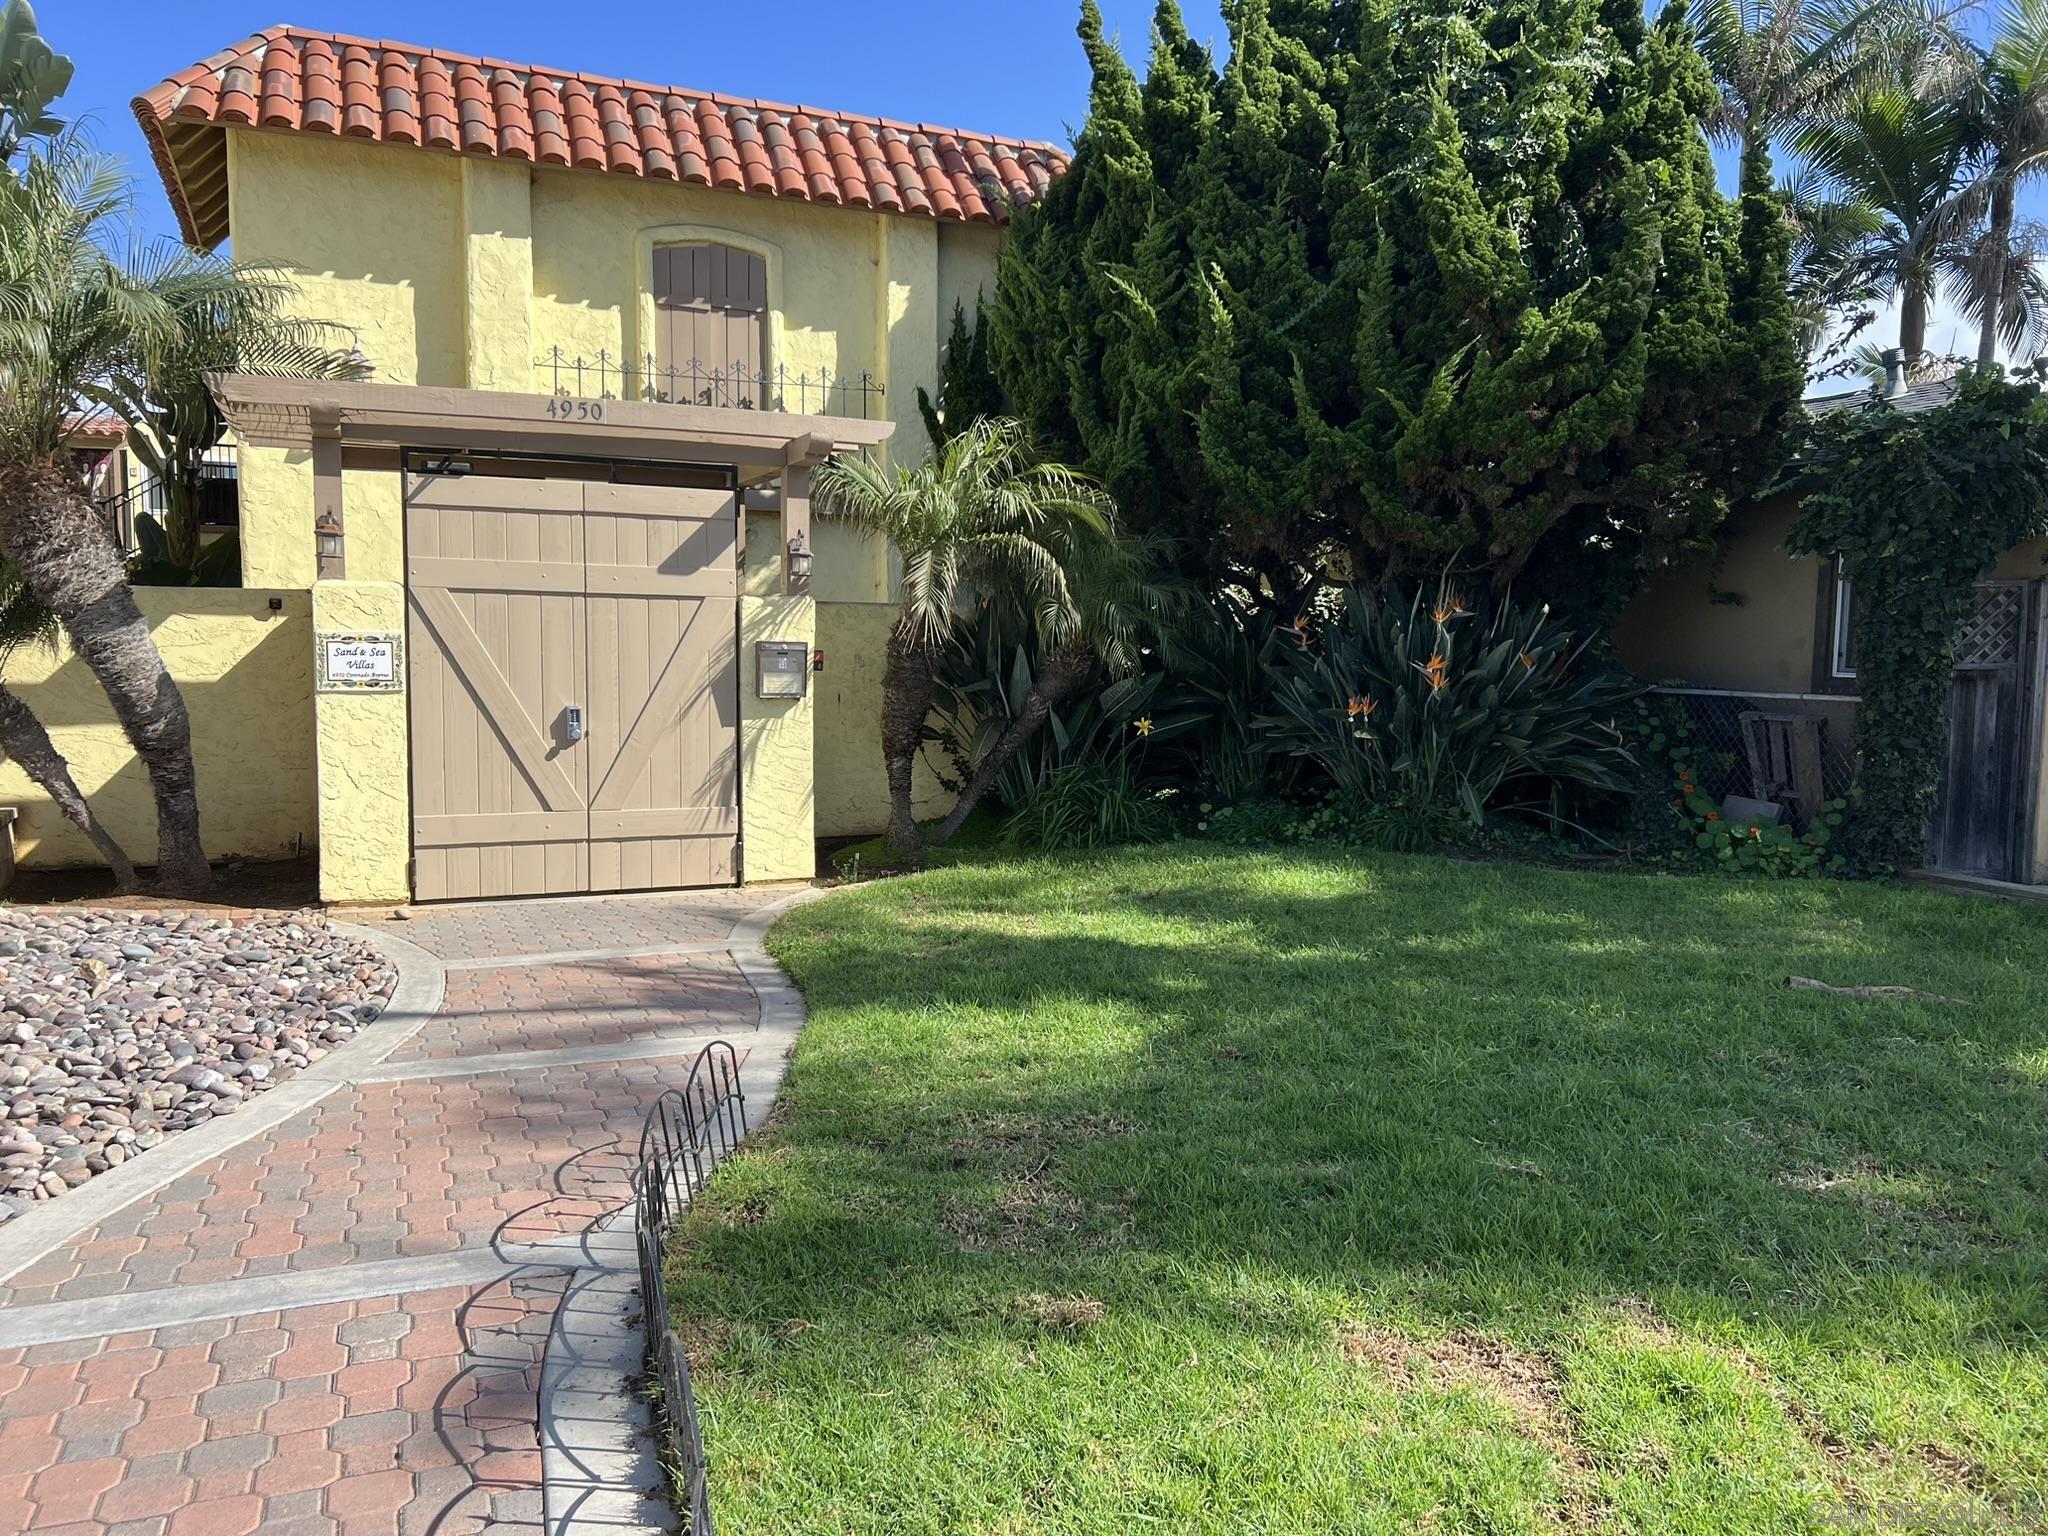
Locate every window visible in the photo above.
<box><xmin>1831</xmin><ymin>559</ymin><xmax>1858</xmax><ymax>679</ymax></box>
<box><xmin>652</xmin><ymin>244</ymin><xmax>768</xmax><ymax>409</ymax></box>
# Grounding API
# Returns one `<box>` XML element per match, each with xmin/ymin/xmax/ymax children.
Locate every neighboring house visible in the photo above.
<box><xmin>1615</xmin><ymin>365</ymin><xmax>2048</xmax><ymax>886</ymax></box>
<box><xmin>100</xmin><ymin>24</ymin><xmax>1067</xmax><ymax>904</ymax></box>
<box><xmin>62</xmin><ymin>413</ymin><xmax>132</xmax><ymax>512</ymax></box>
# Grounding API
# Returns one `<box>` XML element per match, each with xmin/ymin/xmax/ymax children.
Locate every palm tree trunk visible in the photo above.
<box><xmin>0</xmin><ymin>682</ymin><xmax>140</xmax><ymax>892</ymax></box>
<box><xmin>880</xmin><ymin>615</ymin><xmax>939</xmax><ymax>865</ymax></box>
<box><xmin>929</xmin><ymin>638</ymin><xmax>1094</xmax><ymax>847</ymax></box>
<box><xmin>0</xmin><ymin>459</ymin><xmax>211</xmax><ymax>894</ymax></box>
<box><xmin>1979</xmin><ymin>179</ymin><xmax>2016</xmax><ymax>369</ymax></box>
<box><xmin>165</xmin><ymin>466</ymin><xmax>201</xmax><ymax>570</ymax></box>
<box><xmin>1901</xmin><ymin>274</ymin><xmax>1930</xmax><ymax>363</ymax></box>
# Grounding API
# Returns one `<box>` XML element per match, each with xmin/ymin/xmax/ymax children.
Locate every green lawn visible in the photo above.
<box><xmin>663</xmin><ymin>848</ymin><xmax>2048</xmax><ymax>1534</ymax></box>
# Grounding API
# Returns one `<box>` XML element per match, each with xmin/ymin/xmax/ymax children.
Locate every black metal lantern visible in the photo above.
<box><xmin>786</xmin><ymin>530</ymin><xmax>813</xmax><ymax>583</ymax></box>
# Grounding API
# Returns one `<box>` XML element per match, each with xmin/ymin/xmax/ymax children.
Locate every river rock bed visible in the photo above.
<box><xmin>0</xmin><ymin>909</ymin><xmax>396</xmax><ymax>1217</ymax></box>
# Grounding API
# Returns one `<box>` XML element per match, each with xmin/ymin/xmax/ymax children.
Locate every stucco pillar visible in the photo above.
<box><xmin>460</xmin><ymin>159</ymin><xmax>535</xmax><ymax>393</ymax></box>
<box><xmin>312</xmin><ymin>581</ymin><xmax>413</xmax><ymax>905</ymax></box>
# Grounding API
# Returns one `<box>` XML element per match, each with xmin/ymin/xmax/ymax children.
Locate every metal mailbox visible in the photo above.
<box><xmin>755</xmin><ymin>639</ymin><xmax>810</xmax><ymax>700</ymax></box>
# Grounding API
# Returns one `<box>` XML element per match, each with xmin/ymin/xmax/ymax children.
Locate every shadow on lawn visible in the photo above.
<box><xmin>679</xmin><ymin>846</ymin><xmax>2048</xmax><ymax>1386</ymax></box>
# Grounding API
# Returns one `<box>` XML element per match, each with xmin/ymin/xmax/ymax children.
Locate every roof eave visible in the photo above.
<box><xmin>133</xmin><ymin>95</ymin><xmax>228</xmax><ymax>250</ymax></box>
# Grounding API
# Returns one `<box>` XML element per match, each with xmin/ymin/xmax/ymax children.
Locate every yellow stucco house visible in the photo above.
<box><xmin>1</xmin><ymin>26</ymin><xmax>1066</xmax><ymax>904</ymax></box>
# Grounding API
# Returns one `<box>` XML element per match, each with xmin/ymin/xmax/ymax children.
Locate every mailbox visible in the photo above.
<box><xmin>755</xmin><ymin>639</ymin><xmax>810</xmax><ymax>700</ymax></box>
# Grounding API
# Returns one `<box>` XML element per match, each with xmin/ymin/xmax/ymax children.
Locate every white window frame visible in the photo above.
<box><xmin>1831</xmin><ymin>558</ymin><xmax>1858</xmax><ymax>679</ymax></box>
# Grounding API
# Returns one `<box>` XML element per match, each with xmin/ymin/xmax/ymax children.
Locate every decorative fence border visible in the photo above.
<box><xmin>634</xmin><ymin>1040</ymin><xmax>749</xmax><ymax>1536</ymax></box>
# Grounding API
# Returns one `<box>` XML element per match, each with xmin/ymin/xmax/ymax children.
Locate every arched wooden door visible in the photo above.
<box><xmin>404</xmin><ymin>468</ymin><xmax>739</xmax><ymax>901</ymax></box>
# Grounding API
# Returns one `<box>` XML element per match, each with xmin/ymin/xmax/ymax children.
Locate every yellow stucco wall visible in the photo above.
<box><xmin>1613</xmin><ymin>496</ymin><xmax>1827</xmax><ymax>692</ymax></box>
<box><xmin>0</xmin><ymin>590</ymin><xmax>315</xmax><ymax>871</ymax></box>
<box><xmin>310</xmin><ymin>581</ymin><xmax>411</xmax><ymax>905</ymax></box>
<box><xmin>936</xmin><ymin>224</ymin><xmax>1002</xmax><ymax>340</ymax></box>
<box><xmin>738</xmin><ymin>595</ymin><xmax>817</xmax><ymax>881</ymax></box>
<box><xmin>814</xmin><ymin>602</ymin><xmax>950</xmax><ymax>837</ymax></box>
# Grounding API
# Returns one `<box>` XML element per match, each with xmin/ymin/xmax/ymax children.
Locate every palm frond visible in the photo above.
<box><xmin>812</xmin><ymin>416</ymin><xmax>1130</xmax><ymax>661</ymax></box>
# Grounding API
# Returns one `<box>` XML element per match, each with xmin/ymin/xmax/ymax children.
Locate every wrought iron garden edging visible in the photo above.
<box><xmin>635</xmin><ymin>1039</ymin><xmax>749</xmax><ymax>1536</ymax></box>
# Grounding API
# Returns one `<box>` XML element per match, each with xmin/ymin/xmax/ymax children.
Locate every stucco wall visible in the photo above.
<box><xmin>311</xmin><ymin>581</ymin><xmax>411</xmax><ymax>905</ymax></box>
<box><xmin>1613</xmin><ymin>496</ymin><xmax>1828</xmax><ymax>692</ymax></box>
<box><xmin>738</xmin><ymin>595</ymin><xmax>817</xmax><ymax>881</ymax></box>
<box><xmin>815</xmin><ymin>602</ymin><xmax>950</xmax><ymax>837</ymax></box>
<box><xmin>0</xmin><ymin>590</ymin><xmax>315</xmax><ymax>871</ymax></box>
<box><xmin>936</xmin><ymin>224</ymin><xmax>1002</xmax><ymax>340</ymax></box>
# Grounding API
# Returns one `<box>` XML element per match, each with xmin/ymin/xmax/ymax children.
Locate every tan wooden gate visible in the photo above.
<box><xmin>405</xmin><ymin>470</ymin><xmax>739</xmax><ymax>901</ymax></box>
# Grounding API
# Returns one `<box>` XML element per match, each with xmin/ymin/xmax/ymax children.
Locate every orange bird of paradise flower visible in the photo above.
<box><xmin>1346</xmin><ymin>694</ymin><xmax>1377</xmax><ymax>719</ymax></box>
<box><xmin>1417</xmin><ymin>654</ymin><xmax>1449</xmax><ymax>692</ymax></box>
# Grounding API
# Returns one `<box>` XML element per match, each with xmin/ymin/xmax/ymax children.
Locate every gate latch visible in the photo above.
<box><xmin>564</xmin><ymin>704</ymin><xmax>585</xmax><ymax>744</ymax></box>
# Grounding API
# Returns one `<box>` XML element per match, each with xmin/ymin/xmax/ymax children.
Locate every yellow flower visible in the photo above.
<box><xmin>1133</xmin><ymin>717</ymin><xmax>1154</xmax><ymax>737</ymax></box>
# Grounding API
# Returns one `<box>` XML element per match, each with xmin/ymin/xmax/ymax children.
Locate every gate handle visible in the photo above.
<box><xmin>564</xmin><ymin>704</ymin><xmax>585</xmax><ymax>743</ymax></box>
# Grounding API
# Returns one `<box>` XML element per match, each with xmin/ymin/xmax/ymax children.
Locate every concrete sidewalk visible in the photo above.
<box><xmin>0</xmin><ymin>888</ymin><xmax>810</xmax><ymax>1536</ymax></box>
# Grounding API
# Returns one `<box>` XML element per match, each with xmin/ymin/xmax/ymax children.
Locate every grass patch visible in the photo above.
<box><xmin>664</xmin><ymin>847</ymin><xmax>2048</xmax><ymax>1532</ymax></box>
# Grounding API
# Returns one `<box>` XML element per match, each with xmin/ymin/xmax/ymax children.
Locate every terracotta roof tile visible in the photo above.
<box><xmin>63</xmin><ymin>413</ymin><xmax>127</xmax><ymax>444</ymax></box>
<box><xmin>133</xmin><ymin>24</ymin><xmax>1068</xmax><ymax>248</ymax></box>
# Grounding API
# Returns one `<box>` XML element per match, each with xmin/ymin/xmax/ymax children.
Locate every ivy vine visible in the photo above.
<box><xmin>1789</xmin><ymin>369</ymin><xmax>2048</xmax><ymax>873</ymax></box>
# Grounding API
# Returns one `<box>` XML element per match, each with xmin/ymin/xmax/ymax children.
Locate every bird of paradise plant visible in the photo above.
<box><xmin>1257</xmin><ymin>580</ymin><xmax>1643</xmax><ymax>825</ymax></box>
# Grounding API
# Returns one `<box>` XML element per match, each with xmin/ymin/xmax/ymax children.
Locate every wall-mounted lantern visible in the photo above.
<box><xmin>786</xmin><ymin>530</ymin><xmax>813</xmax><ymax>592</ymax></box>
<box><xmin>314</xmin><ymin>510</ymin><xmax>345</xmax><ymax>578</ymax></box>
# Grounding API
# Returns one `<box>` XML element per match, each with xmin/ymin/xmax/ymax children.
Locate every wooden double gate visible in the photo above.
<box><xmin>404</xmin><ymin>468</ymin><xmax>740</xmax><ymax>902</ymax></box>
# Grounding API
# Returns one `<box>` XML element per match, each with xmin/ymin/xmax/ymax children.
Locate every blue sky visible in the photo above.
<box><xmin>52</xmin><ymin>0</ymin><xmax>1987</xmax><ymax>362</ymax></box>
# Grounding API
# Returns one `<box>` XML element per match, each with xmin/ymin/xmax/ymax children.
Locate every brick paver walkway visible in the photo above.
<box><xmin>0</xmin><ymin>890</ymin><xmax>779</xmax><ymax>1536</ymax></box>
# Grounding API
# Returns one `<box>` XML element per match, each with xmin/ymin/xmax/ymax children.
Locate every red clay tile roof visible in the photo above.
<box><xmin>134</xmin><ymin>25</ymin><xmax>1070</xmax><ymax>249</ymax></box>
<box><xmin>62</xmin><ymin>413</ymin><xmax>127</xmax><ymax>443</ymax></box>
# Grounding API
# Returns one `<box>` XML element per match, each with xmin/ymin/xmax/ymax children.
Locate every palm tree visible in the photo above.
<box><xmin>0</xmin><ymin>559</ymin><xmax>136</xmax><ymax>889</ymax></box>
<box><xmin>1949</xmin><ymin>0</ymin><xmax>2048</xmax><ymax>364</ymax></box>
<box><xmin>813</xmin><ymin>417</ymin><xmax>1126</xmax><ymax>863</ymax></box>
<box><xmin>1782</xmin><ymin>165</ymin><xmax>1893</xmax><ymax>366</ymax></box>
<box><xmin>1798</xmin><ymin>86</ymin><xmax>1974</xmax><ymax>358</ymax></box>
<box><xmin>0</xmin><ymin>134</ymin><xmax>224</xmax><ymax>891</ymax></box>
<box><xmin>101</xmin><ymin>253</ymin><xmax>364</xmax><ymax>571</ymax></box>
<box><xmin>1688</xmin><ymin>0</ymin><xmax>1973</xmax><ymax>185</ymax></box>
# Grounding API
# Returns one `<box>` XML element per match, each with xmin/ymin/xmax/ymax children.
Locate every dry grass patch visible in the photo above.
<box><xmin>1009</xmin><ymin>1293</ymin><xmax>1107</xmax><ymax>1332</ymax></box>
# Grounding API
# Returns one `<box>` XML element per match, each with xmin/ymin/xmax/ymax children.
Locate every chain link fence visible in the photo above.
<box><xmin>1649</xmin><ymin>687</ymin><xmax>1860</xmax><ymax>817</ymax></box>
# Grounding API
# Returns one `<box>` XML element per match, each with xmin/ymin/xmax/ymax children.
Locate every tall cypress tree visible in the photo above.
<box><xmin>991</xmin><ymin>0</ymin><xmax>1799</xmax><ymax>609</ymax></box>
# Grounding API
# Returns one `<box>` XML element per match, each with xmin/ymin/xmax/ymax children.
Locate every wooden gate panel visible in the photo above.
<box><xmin>1928</xmin><ymin>580</ymin><xmax>2041</xmax><ymax>881</ymax></box>
<box><xmin>583</xmin><ymin>483</ymin><xmax>739</xmax><ymax>893</ymax></box>
<box><xmin>407</xmin><ymin>476</ymin><xmax>590</xmax><ymax>901</ymax></box>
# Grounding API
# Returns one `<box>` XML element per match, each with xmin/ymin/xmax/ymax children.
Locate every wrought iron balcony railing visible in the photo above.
<box><xmin>537</xmin><ymin>348</ymin><xmax>885</xmax><ymax>420</ymax></box>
